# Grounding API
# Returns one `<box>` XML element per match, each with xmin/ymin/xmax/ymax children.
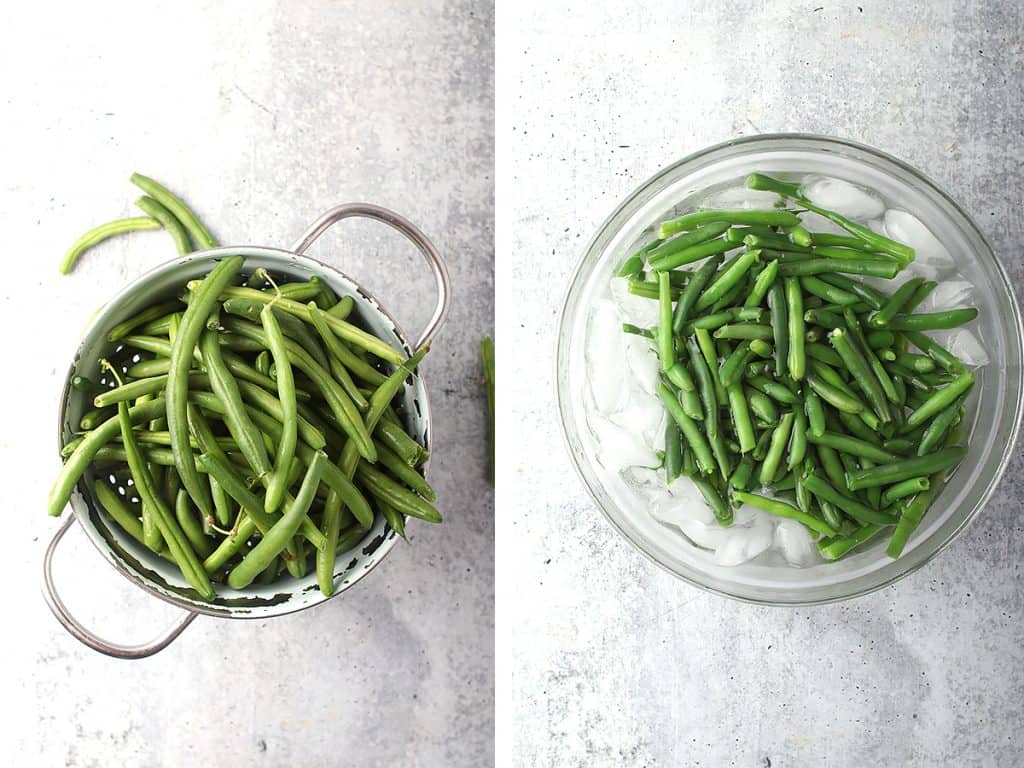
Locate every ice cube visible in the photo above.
<box><xmin>590</xmin><ymin>413</ymin><xmax>659</xmax><ymax>470</ymax></box>
<box><xmin>796</xmin><ymin>211</ymin><xmax>851</xmax><ymax>236</ymax></box>
<box><xmin>698</xmin><ymin>184</ymin><xmax>783</xmax><ymax>210</ymax></box>
<box><xmin>773</xmin><ymin>520</ymin><xmax>820</xmax><ymax>567</ymax></box>
<box><xmin>610</xmin><ymin>275</ymin><xmax>659</xmax><ymax>327</ymax></box>
<box><xmin>624</xmin><ymin>334</ymin><xmax>660</xmax><ymax>395</ymax></box>
<box><xmin>649</xmin><ymin>476</ymin><xmax>717</xmax><ymax>526</ymax></box>
<box><xmin>713</xmin><ymin>511</ymin><xmax>775</xmax><ymax>566</ymax></box>
<box><xmin>587</xmin><ymin>300</ymin><xmax>628</xmax><ymax>413</ymax></box>
<box><xmin>801</xmin><ymin>175</ymin><xmax>886</xmax><ymax>220</ymax></box>
<box><xmin>921</xmin><ymin>280</ymin><xmax>974</xmax><ymax>311</ymax></box>
<box><xmin>609</xmin><ymin>395</ymin><xmax>665</xmax><ymax>451</ymax></box>
<box><xmin>946</xmin><ymin>328</ymin><xmax>989</xmax><ymax>368</ymax></box>
<box><xmin>883</xmin><ymin>210</ymin><xmax>956</xmax><ymax>274</ymax></box>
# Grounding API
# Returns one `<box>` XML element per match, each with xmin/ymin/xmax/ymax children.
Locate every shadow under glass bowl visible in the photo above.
<box><xmin>556</xmin><ymin>133</ymin><xmax>1024</xmax><ymax>605</ymax></box>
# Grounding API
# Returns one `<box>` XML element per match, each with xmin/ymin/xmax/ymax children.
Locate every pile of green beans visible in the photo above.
<box><xmin>619</xmin><ymin>172</ymin><xmax>978</xmax><ymax>562</ymax></box>
<box><xmin>52</xmin><ymin>176</ymin><xmax>440</xmax><ymax>600</ymax></box>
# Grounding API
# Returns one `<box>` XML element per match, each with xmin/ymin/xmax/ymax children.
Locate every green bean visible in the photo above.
<box><xmin>802</xmin><ymin>472</ymin><xmax>896</xmax><ymax>525</ymax></box>
<box><xmin>327</xmin><ymin>295</ymin><xmax>356</xmax><ymax>319</ymax></box>
<box><xmin>130</xmin><ymin>172</ymin><xmax>216</xmax><ymax>249</ymax></box>
<box><xmin>166</xmin><ymin>255</ymin><xmax>243</xmax><ymax>524</ymax></box>
<box><xmin>713</xmin><ymin>323</ymin><xmax>774</xmax><ymax>341</ymax></box>
<box><xmin>659</xmin><ymin>383</ymin><xmax>716</xmax><ymax>474</ymax></box>
<box><xmin>783</xmin><ymin>277</ymin><xmax>805</xmax><ymax>380</ymax></box>
<box><xmin>664</xmin><ymin>422</ymin><xmax>682</xmax><ymax>484</ymax></box>
<box><xmin>376</xmin><ymin>442</ymin><xmax>436</xmax><ymax>502</ymax></box>
<box><xmin>305</xmin><ymin>302</ymin><xmax>370</xmax><ymax>409</ymax></box>
<box><xmin>199</xmin><ymin>329</ymin><xmax>272</xmax><ymax>478</ymax></box>
<box><xmin>746</xmin><ymin>387</ymin><xmax>778</xmax><ymax>424</ymax></box>
<box><xmin>766</xmin><ymin>282</ymin><xmax>789</xmax><ymax>379</ymax></box>
<box><xmin>881</xmin><ymin>477</ymin><xmax>930</xmax><ymax>505</ymax></box>
<box><xmin>744</xmin><ymin>376</ymin><xmax>797</xmax><ymax>406</ymax></box>
<box><xmin>819</xmin><ymin>524</ymin><xmax>885</xmax><ymax>560</ymax></box>
<box><xmin>211</xmin><ymin>285</ymin><xmax>402</xmax><ymax>365</ymax></box>
<box><xmin>50</xmin><ymin>398</ymin><xmax>167</xmax><ymax>517</ymax></box>
<box><xmin>788</xmin><ymin>411</ymin><xmax>808</xmax><ymax>470</ymax></box>
<box><xmin>918</xmin><ymin>399</ymin><xmax>964</xmax><ymax>456</ymax></box>
<box><xmin>107</xmin><ymin>301</ymin><xmax>182</xmax><ymax>343</ymax></box>
<box><xmin>800</xmin><ymin>275</ymin><xmax>859</xmax><ymax>306</ymax></box>
<box><xmin>902</xmin><ymin>330</ymin><xmax>965</xmax><ymax>374</ymax></box>
<box><xmin>847</xmin><ymin>446</ymin><xmax>965</xmax><ymax>491</ymax></box>
<box><xmin>868</xmin><ymin>277</ymin><xmax>922</xmax><ymax>328</ymax></box>
<box><xmin>355</xmin><ymin>461</ymin><xmax>441</xmax><ymax>522</ymax></box>
<box><xmin>728</xmin><ymin>456</ymin><xmax>755</xmax><ymax>490</ymax></box>
<box><xmin>732</xmin><ymin>225</ymin><xmax>781</xmax><ymax>243</ymax></box>
<box><xmin>746</xmin><ymin>173</ymin><xmax>914</xmax><ymax>265</ymax></box>
<box><xmin>175</xmin><ymin>490</ymin><xmax>214</xmax><ymax>558</ymax></box>
<box><xmin>658</xmin><ymin>209</ymin><xmax>801</xmax><ymax>239</ymax></box>
<box><xmin>758</xmin><ymin>412</ymin><xmax>795</xmax><ymax>484</ymax></box>
<box><xmin>732</xmin><ymin>490</ymin><xmax>835</xmax><ymax>537</ymax></box>
<box><xmin>648</xmin><ymin>223</ymin><xmax>734</xmax><ymax>271</ymax></box>
<box><xmin>694</xmin><ymin>249</ymin><xmax>760</xmax><ymax>312</ymax></box>
<box><xmin>259</xmin><ymin>304</ymin><xmax>297</xmax><ymax>514</ymax></box>
<box><xmin>695</xmin><ymin>328</ymin><xmax>728</xmax><ymax>404</ymax></box>
<box><xmin>93</xmin><ymin>481</ymin><xmax>170</xmax><ymax>558</ymax></box>
<box><xmin>778</xmin><ymin>258</ymin><xmax>899</xmax><ymax>279</ymax></box>
<box><xmin>693</xmin><ymin>477</ymin><xmax>733</xmax><ymax>525</ymax></box>
<box><xmin>816</xmin><ymin>273</ymin><xmax>888</xmax><ymax>310</ymax></box>
<box><xmin>806</xmin><ymin>431</ymin><xmax>895</xmax><ymax>463</ymax></box>
<box><xmin>117</xmin><ymin>395</ymin><xmax>214</xmax><ymax>599</ymax></box>
<box><xmin>904</xmin><ymin>280</ymin><xmax>937</xmax><ymax>313</ymax></box>
<box><xmin>844</xmin><ymin>308</ymin><xmax>899</xmax><ymax>407</ymax></box>
<box><xmin>803</xmin><ymin>390</ymin><xmax>826</xmax><ymax>437</ymax></box>
<box><xmin>807</xmin><ymin>371</ymin><xmax>864</xmax><ymax>414</ymax></box>
<box><xmin>79</xmin><ymin>407</ymin><xmax>114</xmax><ymax>431</ymax></box>
<box><xmin>685</xmin><ymin>338</ymin><xmax>719</xmax><ymax>437</ymax></box>
<box><xmin>887</xmin><ymin>309</ymin><xmax>978</xmax><ymax>331</ymax></box>
<box><xmin>134</xmin><ymin>195</ymin><xmax>192</xmax><ymax>255</ymax></box>
<box><xmin>886</xmin><ymin>485</ymin><xmax>937</xmax><ymax>559</ymax></box>
<box><xmin>743</xmin><ymin>233</ymin><xmax>812</xmax><ymax>253</ymax></box>
<box><xmin>227</xmin><ymin>451</ymin><xmax>325</xmax><ymax>590</ymax></box>
<box><xmin>657</xmin><ymin>272</ymin><xmax>675</xmax><ymax>369</ymax></box>
<box><xmin>617</xmin><ymin>254</ymin><xmax>645</xmax><ymax>278</ymax></box>
<box><xmin>894</xmin><ymin>353</ymin><xmax>936</xmax><ymax>373</ymax></box>
<box><xmin>221</xmin><ymin>316</ymin><xmax>375</xmax><ymax>460</ymax></box>
<box><xmin>60</xmin><ymin>216</ymin><xmax>162</xmax><ymax>274</ymax></box>
<box><xmin>222</xmin><ymin>297</ymin><xmax>330</xmax><ymax>370</ymax></box>
<box><xmin>902</xmin><ymin>371</ymin><xmax>974</xmax><ymax>432</ymax></box>
<box><xmin>829</xmin><ymin>328</ymin><xmax>891</xmax><ymax>422</ymax></box>
<box><xmin>720</xmin><ymin>341</ymin><xmax>754</xmax><ymax>389</ymax></box>
<box><xmin>375</xmin><ymin>419</ymin><xmax>428</xmax><ymax>467</ymax></box>
<box><xmin>809</xmin><ymin>233</ymin><xmax>882</xmax><ymax>251</ymax></box>
<box><xmin>736</xmin><ymin>260</ymin><xmax>775</xmax><ymax>311</ymax></box>
<box><xmin>673</xmin><ymin>255</ymin><xmax>724</xmax><ymax>332</ymax></box>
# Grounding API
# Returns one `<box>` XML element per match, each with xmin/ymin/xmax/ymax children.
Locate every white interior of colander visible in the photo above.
<box><xmin>562</xmin><ymin>138</ymin><xmax>1023</xmax><ymax>603</ymax></box>
<box><xmin>59</xmin><ymin>248</ymin><xmax>431</xmax><ymax>618</ymax></box>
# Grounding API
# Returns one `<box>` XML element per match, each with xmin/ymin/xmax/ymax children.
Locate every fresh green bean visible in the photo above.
<box><xmin>847</xmin><ymin>446</ymin><xmax>965</xmax><ymax>491</ymax></box>
<box><xmin>733</xmin><ymin>490</ymin><xmax>836</xmax><ymax>537</ymax></box>
<box><xmin>902</xmin><ymin>371</ymin><xmax>974</xmax><ymax>431</ymax></box>
<box><xmin>778</xmin><ymin>258</ymin><xmax>899</xmax><ymax>279</ymax></box>
<box><xmin>881</xmin><ymin>477</ymin><xmax>930</xmax><ymax>505</ymax></box>
<box><xmin>784</xmin><ymin>277</ymin><xmax>805</xmax><ymax>380</ymax></box>
<box><xmin>659</xmin><ymin>383</ymin><xmax>716</xmax><ymax>474</ymax></box>
<box><xmin>802</xmin><ymin>472</ymin><xmax>896</xmax><ymax>525</ymax></box>
<box><xmin>719</xmin><ymin>341</ymin><xmax>754</xmax><ymax>388</ymax></box>
<box><xmin>227</xmin><ymin>452</ymin><xmax>325</xmax><ymax>590</ymax></box>
<box><xmin>673</xmin><ymin>256</ymin><xmax>724</xmax><ymax>332</ymax></box>
<box><xmin>788</xmin><ymin>411</ymin><xmax>808</xmax><ymax>470</ymax></box>
<box><xmin>260</xmin><ymin>304</ymin><xmax>297</xmax><ymax>514</ymax></box>
<box><xmin>60</xmin><ymin>217</ymin><xmax>161</xmax><ymax>274</ymax></box>
<box><xmin>693</xmin><ymin>477</ymin><xmax>733</xmax><ymax>525</ymax></box>
<box><xmin>648</xmin><ymin>223</ymin><xmax>734</xmax><ymax>271</ymax></box>
<box><xmin>758</xmin><ymin>412</ymin><xmax>795</xmax><ymax>484</ymax></box>
<box><xmin>887</xmin><ymin>309</ymin><xmax>978</xmax><ymax>332</ymax></box>
<box><xmin>130</xmin><ymin>172</ymin><xmax>216</xmax><ymax>249</ymax></box>
<box><xmin>819</xmin><ymin>524</ymin><xmax>886</xmax><ymax>560</ymax></box>
<box><xmin>135</xmin><ymin>196</ymin><xmax>192</xmax><ymax>255</ymax></box>
<box><xmin>658</xmin><ymin>209</ymin><xmax>801</xmax><ymax>239</ymax></box>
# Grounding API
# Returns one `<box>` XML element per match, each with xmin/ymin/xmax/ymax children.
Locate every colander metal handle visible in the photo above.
<box><xmin>42</xmin><ymin>516</ymin><xmax>198</xmax><ymax>659</ymax></box>
<box><xmin>291</xmin><ymin>203</ymin><xmax>451</xmax><ymax>350</ymax></box>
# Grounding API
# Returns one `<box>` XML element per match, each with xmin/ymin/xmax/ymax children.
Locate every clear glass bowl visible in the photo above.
<box><xmin>556</xmin><ymin>134</ymin><xmax>1024</xmax><ymax>605</ymax></box>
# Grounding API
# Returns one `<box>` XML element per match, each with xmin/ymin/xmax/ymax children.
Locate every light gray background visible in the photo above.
<box><xmin>503</xmin><ymin>1</ymin><xmax>1022</xmax><ymax>766</ymax></box>
<box><xmin>1</xmin><ymin>2</ymin><xmax>492</xmax><ymax>766</ymax></box>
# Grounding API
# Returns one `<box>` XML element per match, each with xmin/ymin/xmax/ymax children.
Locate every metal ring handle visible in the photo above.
<box><xmin>291</xmin><ymin>203</ymin><xmax>451</xmax><ymax>349</ymax></box>
<box><xmin>42</xmin><ymin>516</ymin><xmax>198</xmax><ymax>659</ymax></box>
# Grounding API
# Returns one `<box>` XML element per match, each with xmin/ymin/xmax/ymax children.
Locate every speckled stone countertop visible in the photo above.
<box><xmin>503</xmin><ymin>1</ymin><xmax>1023</xmax><ymax>765</ymax></box>
<box><xmin>2</xmin><ymin>2</ymin><xmax>493</xmax><ymax>765</ymax></box>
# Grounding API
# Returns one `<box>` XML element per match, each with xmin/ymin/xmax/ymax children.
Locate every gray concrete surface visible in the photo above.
<box><xmin>1</xmin><ymin>2</ymin><xmax>492</xmax><ymax>766</ymax></box>
<box><xmin>502</xmin><ymin>1</ymin><xmax>1024</xmax><ymax>765</ymax></box>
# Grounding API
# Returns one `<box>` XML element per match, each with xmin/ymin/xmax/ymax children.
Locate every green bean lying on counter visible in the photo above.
<box><xmin>51</xmin><ymin>176</ymin><xmax>440</xmax><ymax>600</ymax></box>
<box><xmin>618</xmin><ymin>172</ymin><xmax>977</xmax><ymax>562</ymax></box>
